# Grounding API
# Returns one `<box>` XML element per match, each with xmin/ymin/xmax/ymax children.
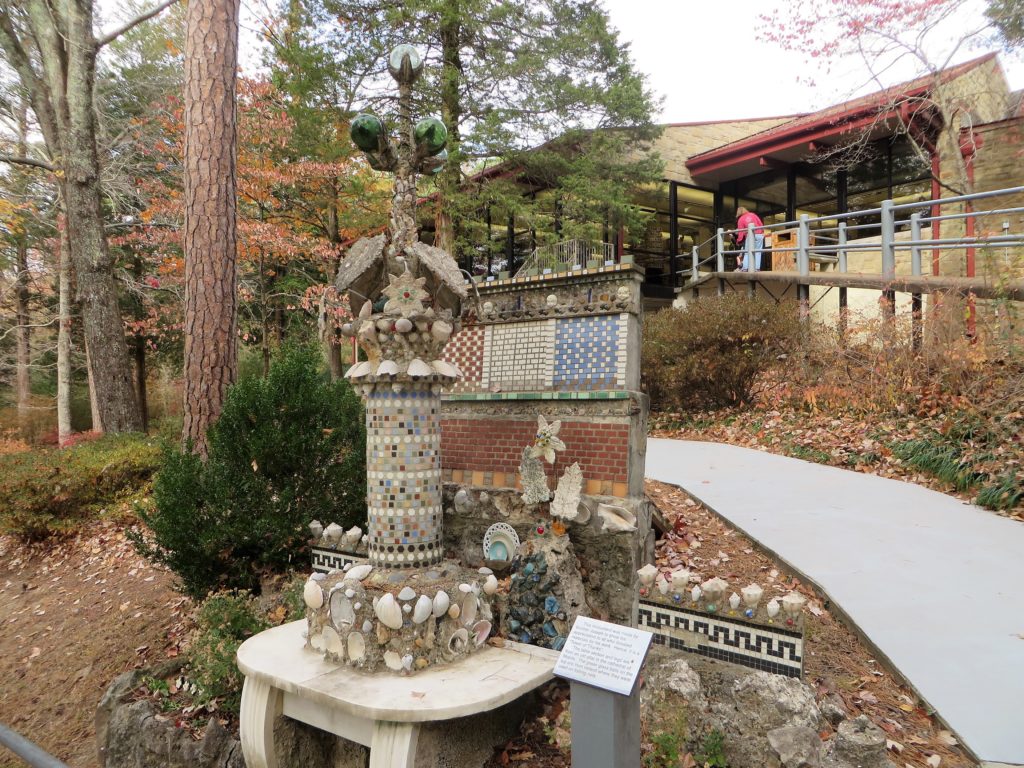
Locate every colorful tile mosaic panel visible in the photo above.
<box><xmin>481</xmin><ymin>320</ymin><xmax>556</xmax><ymax>390</ymax></box>
<box><xmin>441</xmin><ymin>324</ymin><xmax>484</xmax><ymax>390</ymax></box>
<box><xmin>638</xmin><ymin>599</ymin><xmax>804</xmax><ymax>678</ymax></box>
<box><xmin>365</xmin><ymin>389</ymin><xmax>443</xmax><ymax>567</ymax></box>
<box><xmin>553</xmin><ymin>314</ymin><xmax>627</xmax><ymax>389</ymax></box>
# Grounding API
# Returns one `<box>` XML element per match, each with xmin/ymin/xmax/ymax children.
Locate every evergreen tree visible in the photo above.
<box><xmin>270</xmin><ymin>0</ymin><xmax>662</xmax><ymax>268</ymax></box>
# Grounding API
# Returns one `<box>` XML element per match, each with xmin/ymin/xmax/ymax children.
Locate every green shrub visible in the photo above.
<box><xmin>134</xmin><ymin>345</ymin><xmax>366</xmax><ymax>598</ymax></box>
<box><xmin>643</xmin><ymin>296</ymin><xmax>800</xmax><ymax>410</ymax></box>
<box><xmin>0</xmin><ymin>433</ymin><xmax>161</xmax><ymax>540</ymax></box>
<box><xmin>188</xmin><ymin>591</ymin><xmax>269</xmax><ymax>716</ymax></box>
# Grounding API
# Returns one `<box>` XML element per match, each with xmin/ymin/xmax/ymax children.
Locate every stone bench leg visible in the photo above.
<box><xmin>369</xmin><ymin>722</ymin><xmax>419</xmax><ymax>768</ymax></box>
<box><xmin>240</xmin><ymin>676</ymin><xmax>283</xmax><ymax>768</ymax></box>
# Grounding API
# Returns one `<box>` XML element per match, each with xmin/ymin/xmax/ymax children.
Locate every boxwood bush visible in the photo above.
<box><xmin>134</xmin><ymin>345</ymin><xmax>366</xmax><ymax>598</ymax></box>
<box><xmin>0</xmin><ymin>433</ymin><xmax>161</xmax><ymax>541</ymax></box>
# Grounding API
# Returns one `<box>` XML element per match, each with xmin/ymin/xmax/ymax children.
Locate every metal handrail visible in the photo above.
<box><xmin>0</xmin><ymin>723</ymin><xmax>70</xmax><ymax>768</ymax></box>
<box><xmin>514</xmin><ymin>238</ymin><xmax>614</xmax><ymax>276</ymax></box>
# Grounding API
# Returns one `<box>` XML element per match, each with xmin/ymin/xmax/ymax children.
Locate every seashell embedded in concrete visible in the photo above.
<box><xmin>324</xmin><ymin>522</ymin><xmax>344</xmax><ymax>544</ymax></box>
<box><xmin>458</xmin><ymin>583</ymin><xmax>473</xmax><ymax>594</ymax></box>
<box><xmin>431</xmin><ymin>360</ymin><xmax>459</xmax><ymax>378</ymax></box>
<box><xmin>461</xmin><ymin>595</ymin><xmax>478</xmax><ymax>626</ymax></box>
<box><xmin>781</xmin><ymin>591</ymin><xmax>806</xmax><ymax>617</ymax></box>
<box><xmin>374</xmin><ymin>593</ymin><xmax>404</xmax><ymax>630</ymax></box>
<box><xmin>407</xmin><ymin>358</ymin><xmax>433</xmax><ymax>377</ymax></box>
<box><xmin>741</xmin><ymin>584</ymin><xmax>763</xmax><ymax>609</ymax></box>
<box><xmin>767</xmin><ymin>598</ymin><xmax>780</xmax><ymax>618</ymax></box>
<box><xmin>482</xmin><ymin>574</ymin><xmax>499</xmax><ymax>595</ymax></box>
<box><xmin>432</xmin><ymin>591</ymin><xmax>450</xmax><ymax>618</ymax></box>
<box><xmin>597</xmin><ymin>504</ymin><xmax>636</xmax><ymax>532</ymax></box>
<box><xmin>431</xmin><ymin>320</ymin><xmax>453</xmax><ymax>342</ymax></box>
<box><xmin>729</xmin><ymin>593</ymin><xmax>741</xmax><ymax>610</ymax></box>
<box><xmin>330</xmin><ymin>592</ymin><xmax>356</xmax><ymax>628</ymax></box>
<box><xmin>347</xmin><ymin>631</ymin><xmax>365</xmax><ymax>662</ymax></box>
<box><xmin>413</xmin><ymin>594</ymin><xmax>433</xmax><ymax>624</ymax></box>
<box><xmin>321</xmin><ymin>626</ymin><xmax>343</xmax><ymax>658</ymax></box>
<box><xmin>700</xmin><ymin>577</ymin><xmax>728</xmax><ymax>603</ymax></box>
<box><xmin>447</xmin><ymin>603</ymin><xmax>461</xmax><ymax>620</ymax></box>
<box><xmin>359</xmin><ymin>300</ymin><xmax>373</xmax><ymax>319</ymax></box>
<box><xmin>345</xmin><ymin>360</ymin><xmax>373</xmax><ymax>379</ymax></box>
<box><xmin>362</xmin><ymin>619</ymin><xmax>373</xmax><ymax>633</ymax></box>
<box><xmin>656</xmin><ymin>576</ymin><xmax>670</xmax><ymax>595</ymax></box>
<box><xmin>671</xmin><ymin>569</ymin><xmax>691</xmax><ymax>593</ymax></box>
<box><xmin>637</xmin><ymin>564</ymin><xmax>658</xmax><ymax>587</ymax></box>
<box><xmin>384</xmin><ymin>650</ymin><xmax>403</xmax><ymax>671</ymax></box>
<box><xmin>394</xmin><ymin>317</ymin><xmax>413</xmax><ymax>333</ymax></box>
<box><xmin>472</xmin><ymin>620</ymin><xmax>492</xmax><ymax>647</ymax></box>
<box><xmin>303</xmin><ymin>579</ymin><xmax>324</xmax><ymax>609</ymax></box>
<box><xmin>309</xmin><ymin>633</ymin><xmax>326</xmax><ymax>652</ymax></box>
<box><xmin>448</xmin><ymin>628</ymin><xmax>469</xmax><ymax>655</ymax></box>
<box><xmin>398</xmin><ymin>586</ymin><xmax>417</xmax><ymax>601</ymax></box>
<box><xmin>309</xmin><ymin>520</ymin><xmax>324</xmax><ymax>539</ymax></box>
<box><xmin>345</xmin><ymin>564</ymin><xmax>373</xmax><ymax>582</ymax></box>
<box><xmin>376</xmin><ymin>360</ymin><xmax>399</xmax><ymax>377</ymax></box>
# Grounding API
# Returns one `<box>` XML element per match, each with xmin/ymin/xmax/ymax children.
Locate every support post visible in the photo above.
<box><xmin>569</xmin><ymin>679</ymin><xmax>641</xmax><ymax>768</ymax></box>
<box><xmin>797</xmin><ymin>214</ymin><xmax>810</xmax><ymax>316</ymax></box>
<box><xmin>669</xmin><ymin>181</ymin><xmax>679</xmax><ymax>287</ymax></box>
<box><xmin>691</xmin><ymin>245</ymin><xmax>699</xmax><ymax>284</ymax></box>
<box><xmin>715</xmin><ymin>227</ymin><xmax>726</xmax><ymax>296</ymax></box>
<box><xmin>880</xmin><ymin>198</ymin><xmax>896</xmax><ymax>317</ymax></box>
<box><xmin>746</xmin><ymin>224</ymin><xmax>756</xmax><ymax>296</ymax></box>
<box><xmin>910</xmin><ymin>212</ymin><xmax>923</xmax><ymax>351</ymax></box>
<box><xmin>838</xmin><ymin>221</ymin><xmax>848</xmax><ymax>338</ymax></box>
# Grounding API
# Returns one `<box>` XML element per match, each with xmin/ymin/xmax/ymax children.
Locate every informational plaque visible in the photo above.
<box><xmin>554</xmin><ymin>616</ymin><xmax>653</xmax><ymax>696</ymax></box>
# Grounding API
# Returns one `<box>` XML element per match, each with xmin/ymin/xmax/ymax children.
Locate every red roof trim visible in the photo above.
<box><xmin>686</xmin><ymin>53</ymin><xmax>998</xmax><ymax>177</ymax></box>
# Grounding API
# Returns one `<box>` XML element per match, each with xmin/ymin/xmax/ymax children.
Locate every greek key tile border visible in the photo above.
<box><xmin>310</xmin><ymin>547</ymin><xmax>368</xmax><ymax>574</ymax></box>
<box><xmin>638</xmin><ymin>598</ymin><xmax>803</xmax><ymax>678</ymax></box>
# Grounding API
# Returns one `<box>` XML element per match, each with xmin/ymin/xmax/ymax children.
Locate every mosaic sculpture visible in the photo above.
<box><xmin>303</xmin><ymin>45</ymin><xmax>492</xmax><ymax>674</ymax></box>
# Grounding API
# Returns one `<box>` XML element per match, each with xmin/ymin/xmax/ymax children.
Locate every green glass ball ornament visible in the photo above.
<box><xmin>428</xmin><ymin>149</ymin><xmax>448</xmax><ymax>174</ymax></box>
<box><xmin>350</xmin><ymin>114</ymin><xmax>384</xmax><ymax>153</ymax></box>
<box><xmin>388</xmin><ymin>44</ymin><xmax>423</xmax><ymax>82</ymax></box>
<box><xmin>414</xmin><ymin>117</ymin><xmax>447</xmax><ymax>156</ymax></box>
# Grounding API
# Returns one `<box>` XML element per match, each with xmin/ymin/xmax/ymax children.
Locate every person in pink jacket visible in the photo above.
<box><xmin>735</xmin><ymin>206</ymin><xmax>764</xmax><ymax>271</ymax></box>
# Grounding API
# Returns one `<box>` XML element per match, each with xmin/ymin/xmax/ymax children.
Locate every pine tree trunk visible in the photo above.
<box><xmin>57</xmin><ymin>222</ymin><xmax>72</xmax><ymax>446</ymax></box>
<box><xmin>182</xmin><ymin>0</ymin><xmax>240</xmax><ymax>456</ymax></box>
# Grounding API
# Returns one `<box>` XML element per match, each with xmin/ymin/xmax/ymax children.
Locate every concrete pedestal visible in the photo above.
<box><xmin>568</xmin><ymin>679</ymin><xmax>641</xmax><ymax>768</ymax></box>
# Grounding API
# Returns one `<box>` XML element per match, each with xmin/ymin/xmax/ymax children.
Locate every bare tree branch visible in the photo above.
<box><xmin>0</xmin><ymin>152</ymin><xmax>57</xmax><ymax>171</ymax></box>
<box><xmin>95</xmin><ymin>0</ymin><xmax>179</xmax><ymax>48</ymax></box>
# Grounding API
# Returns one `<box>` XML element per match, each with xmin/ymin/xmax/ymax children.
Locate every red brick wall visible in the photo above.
<box><xmin>441</xmin><ymin>417</ymin><xmax>629</xmax><ymax>494</ymax></box>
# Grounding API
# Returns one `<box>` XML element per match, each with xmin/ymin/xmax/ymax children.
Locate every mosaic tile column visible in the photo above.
<box><xmin>365</xmin><ymin>386</ymin><xmax>443</xmax><ymax>568</ymax></box>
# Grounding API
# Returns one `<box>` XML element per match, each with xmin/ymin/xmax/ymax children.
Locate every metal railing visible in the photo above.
<box><xmin>514</xmin><ymin>238</ymin><xmax>615</xmax><ymax>277</ymax></box>
<box><xmin>684</xmin><ymin>185</ymin><xmax>1024</xmax><ymax>289</ymax></box>
<box><xmin>0</xmin><ymin>722</ymin><xmax>70</xmax><ymax>768</ymax></box>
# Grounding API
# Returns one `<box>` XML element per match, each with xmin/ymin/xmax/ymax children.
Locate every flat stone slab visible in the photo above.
<box><xmin>238</xmin><ymin>620</ymin><xmax>559</xmax><ymax>722</ymax></box>
<box><xmin>647</xmin><ymin>438</ymin><xmax>1024</xmax><ymax>766</ymax></box>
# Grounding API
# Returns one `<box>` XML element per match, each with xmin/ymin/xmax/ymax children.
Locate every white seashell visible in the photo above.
<box><xmin>413</xmin><ymin>595</ymin><xmax>433</xmax><ymax>624</ymax></box>
<box><xmin>375</xmin><ymin>318</ymin><xmax>391</xmax><ymax>332</ymax></box>
<box><xmin>433</xmin><ymin>591</ymin><xmax>450</xmax><ymax>618</ymax></box>
<box><xmin>671</xmin><ymin>569</ymin><xmax>691</xmax><ymax>593</ymax></box>
<box><xmin>461</xmin><ymin>595</ymin><xmax>478</xmax><ymax>626</ymax></box>
<box><xmin>376</xmin><ymin>360</ymin><xmax>399</xmax><ymax>377</ymax></box>
<box><xmin>767</xmin><ymin>598</ymin><xmax>781</xmax><ymax>618</ymax></box>
<box><xmin>395</xmin><ymin>317</ymin><xmax>413</xmax><ymax>333</ymax></box>
<box><xmin>353</xmin><ymin>602</ymin><xmax>361</xmax><ymax>610</ymax></box>
<box><xmin>343</xmin><ymin>563</ymin><xmax>352</xmax><ymax>572</ymax></box>
<box><xmin>483</xmin><ymin>574</ymin><xmax>499</xmax><ymax>595</ymax></box>
<box><xmin>345</xmin><ymin>361</ymin><xmax>372</xmax><ymax>379</ymax></box>
<box><xmin>741</xmin><ymin>584</ymin><xmax>764</xmax><ymax>609</ymax></box>
<box><xmin>303</xmin><ymin>580</ymin><xmax>324</xmax><ymax>609</ymax></box>
<box><xmin>479</xmin><ymin>492</ymin><xmax>490</xmax><ymax>504</ymax></box>
<box><xmin>329</xmin><ymin>592</ymin><xmax>356</xmax><ymax>628</ymax></box>
<box><xmin>453</xmin><ymin>488</ymin><xmax>470</xmax><ymax>511</ymax></box>
<box><xmin>342</xmin><ymin>526</ymin><xmax>362</xmax><ymax>547</ymax></box>
<box><xmin>403</xmin><ymin>604</ymin><xmax>411</xmax><ymax>614</ymax></box>
<box><xmin>656</xmin><ymin>576</ymin><xmax>670</xmax><ymax>596</ymax></box>
<box><xmin>431</xmin><ymin>320</ymin><xmax>453</xmax><ymax>342</ymax></box>
<box><xmin>309</xmin><ymin>520</ymin><xmax>324</xmax><ymax>538</ymax></box>
<box><xmin>408</xmin><ymin>358</ymin><xmax>433</xmax><ymax>377</ymax></box>
<box><xmin>362</xmin><ymin>620</ymin><xmax>373</xmax><ymax>633</ymax></box>
<box><xmin>347</xmin><ymin>632</ymin><xmax>365</xmax><ymax>662</ymax></box>
<box><xmin>458</xmin><ymin>583</ymin><xmax>473</xmax><ymax>593</ymax></box>
<box><xmin>729</xmin><ymin>593</ymin><xmax>741</xmax><ymax>610</ymax></box>
<box><xmin>324</xmin><ymin>523</ymin><xmax>344</xmax><ymax>543</ymax></box>
<box><xmin>431</xmin><ymin>360</ymin><xmax>459</xmax><ymax>378</ymax></box>
<box><xmin>309</xmin><ymin>633</ymin><xmax>326</xmax><ymax>652</ymax></box>
<box><xmin>311</xmin><ymin>572</ymin><xmax>326</xmax><ymax>582</ymax></box>
<box><xmin>700</xmin><ymin>577</ymin><xmax>728</xmax><ymax>603</ymax></box>
<box><xmin>478</xmin><ymin>567</ymin><xmax>493</xmax><ymax>575</ymax></box>
<box><xmin>344</xmin><ymin>588</ymin><xmax>355</xmax><ymax>599</ymax></box>
<box><xmin>402</xmin><ymin>654</ymin><xmax>414</xmax><ymax>671</ymax></box>
<box><xmin>575</xmin><ymin>501</ymin><xmax>592</xmax><ymax>524</ymax></box>
<box><xmin>374</xmin><ymin>593</ymin><xmax>404</xmax><ymax>630</ymax></box>
<box><xmin>636</xmin><ymin>564</ymin><xmax>658</xmax><ymax>587</ymax></box>
<box><xmin>597</xmin><ymin>503</ymin><xmax>636</xmax><ymax>532</ymax></box>
<box><xmin>384</xmin><ymin>650</ymin><xmax>404</xmax><ymax>671</ymax></box>
<box><xmin>472</xmin><ymin>620</ymin><xmax>492</xmax><ymax>647</ymax></box>
<box><xmin>345</xmin><ymin>564</ymin><xmax>373</xmax><ymax>582</ymax></box>
<box><xmin>448</xmin><ymin>603</ymin><xmax>461</xmax><ymax>620</ymax></box>
<box><xmin>398</xmin><ymin>586</ymin><xmax>417</xmax><ymax>601</ymax></box>
<box><xmin>321</xmin><ymin>626</ymin><xmax>343</xmax><ymax>658</ymax></box>
<box><xmin>691</xmin><ymin>586</ymin><xmax>702</xmax><ymax>603</ymax></box>
<box><xmin>448</xmin><ymin>627</ymin><xmax>469</xmax><ymax>654</ymax></box>
<box><xmin>359</xmin><ymin>300</ymin><xmax>373</xmax><ymax>319</ymax></box>
<box><xmin>782</xmin><ymin>592</ymin><xmax>806</xmax><ymax>617</ymax></box>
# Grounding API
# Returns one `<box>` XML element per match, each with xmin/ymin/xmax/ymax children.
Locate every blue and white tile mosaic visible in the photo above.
<box><xmin>553</xmin><ymin>314</ymin><xmax>627</xmax><ymax>389</ymax></box>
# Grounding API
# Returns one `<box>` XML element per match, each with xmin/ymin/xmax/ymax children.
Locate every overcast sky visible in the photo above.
<box><xmin>597</xmin><ymin>0</ymin><xmax>1024</xmax><ymax>122</ymax></box>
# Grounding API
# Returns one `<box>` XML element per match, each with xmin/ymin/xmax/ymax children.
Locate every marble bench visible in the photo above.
<box><xmin>237</xmin><ymin>620</ymin><xmax>559</xmax><ymax>768</ymax></box>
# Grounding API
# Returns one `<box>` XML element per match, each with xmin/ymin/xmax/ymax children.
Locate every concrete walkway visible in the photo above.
<box><xmin>647</xmin><ymin>439</ymin><xmax>1024</xmax><ymax>768</ymax></box>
